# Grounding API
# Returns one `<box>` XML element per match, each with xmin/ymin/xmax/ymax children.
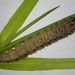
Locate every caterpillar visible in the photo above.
<box><xmin>0</xmin><ymin>14</ymin><xmax>75</xmax><ymax>62</ymax></box>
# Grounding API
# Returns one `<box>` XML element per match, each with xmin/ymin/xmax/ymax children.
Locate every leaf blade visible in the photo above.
<box><xmin>0</xmin><ymin>0</ymin><xmax>39</xmax><ymax>44</ymax></box>
<box><xmin>0</xmin><ymin>0</ymin><xmax>29</xmax><ymax>43</ymax></box>
<box><xmin>0</xmin><ymin>58</ymin><xmax>75</xmax><ymax>71</ymax></box>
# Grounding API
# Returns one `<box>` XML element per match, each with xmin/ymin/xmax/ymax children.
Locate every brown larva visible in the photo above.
<box><xmin>0</xmin><ymin>14</ymin><xmax>75</xmax><ymax>62</ymax></box>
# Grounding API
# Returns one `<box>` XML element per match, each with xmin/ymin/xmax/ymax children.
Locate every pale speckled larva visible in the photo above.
<box><xmin>0</xmin><ymin>14</ymin><xmax>75</xmax><ymax>62</ymax></box>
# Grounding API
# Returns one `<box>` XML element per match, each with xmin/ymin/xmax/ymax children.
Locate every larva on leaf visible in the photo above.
<box><xmin>0</xmin><ymin>14</ymin><xmax>75</xmax><ymax>62</ymax></box>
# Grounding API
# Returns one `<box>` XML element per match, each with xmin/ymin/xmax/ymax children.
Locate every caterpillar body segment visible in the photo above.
<box><xmin>0</xmin><ymin>14</ymin><xmax>75</xmax><ymax>62</ymax></box>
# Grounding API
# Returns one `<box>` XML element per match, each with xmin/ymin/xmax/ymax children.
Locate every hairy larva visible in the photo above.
<box><xmin>0</xmin><ymin>14</ymin><xmax>75</xmax><ymax>62</ymax></box>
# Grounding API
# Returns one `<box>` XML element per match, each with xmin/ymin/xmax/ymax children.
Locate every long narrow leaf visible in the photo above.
<box><xmin>0</xmin><ymin>58</ymin><xmax>75</xmax><ymax>71</ymax></box>
<box><xmin>0</xmin><ymin>0</ymin><xmax>38</xmax><ymax>44</ymax></box>
<box><xmin>0</xmin><ymin>0</ymin><xmax>30</xmax><ymax>43</ymax></box>
<box><xmin>0</xmin><ymin>6</ymin><xmax>60</xmax><ymax>50</ymax></box>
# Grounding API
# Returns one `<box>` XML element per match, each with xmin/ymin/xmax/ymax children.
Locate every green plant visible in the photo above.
<box><xmin>0</xmin><ymin>0</ymin><xmax>75</xmax><ymax>71</ymax></box>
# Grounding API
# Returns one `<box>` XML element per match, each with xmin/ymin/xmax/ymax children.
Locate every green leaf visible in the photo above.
<box><xmin>0</xmin><ymin>0</ymin><xmax>39</xmax><ymax>44</ymax></box>
<box><xmin>0</xmin><ymin>0</ymin><xmax>29</xmax><ymax>43</ymax></box>
<box><xmin>0</xmin><ymin>6</ymin><xmax>60</xmax><ymax>50</ymax></box>
<box><xmin>0</xmin><ymin>58</ymin><xmax>75</xmax><ymax>71</ymax></box>
<box><xmin>0</xmin><ymin>13</ymin><xmax>75</xmax><ymax>54</ymax></box>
